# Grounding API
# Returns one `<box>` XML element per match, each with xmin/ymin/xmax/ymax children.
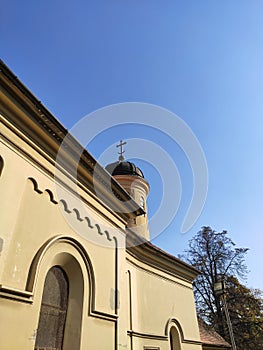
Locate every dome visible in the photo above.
<box><xmin>105</xmin><ymin>161</ymin><xmax>144</xmax><ymax>178</ymax></box>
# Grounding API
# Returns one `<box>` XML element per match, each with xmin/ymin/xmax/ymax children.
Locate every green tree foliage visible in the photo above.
<box><xmin>226</xmin><ymin>276</ymin><xmax>263</xmax><ymax>349</ymax></box>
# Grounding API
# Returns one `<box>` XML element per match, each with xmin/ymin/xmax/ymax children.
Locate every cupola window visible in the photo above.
<box><xmin>140</xmin><ymin>196</ymin><xmax>145</xmax><ymax>210</ymax></box>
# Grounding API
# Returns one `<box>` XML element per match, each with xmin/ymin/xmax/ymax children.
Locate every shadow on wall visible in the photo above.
<box><xmin>0</xmin><ymin>156</ymin><xmax>4</xmax><ymax>176</ymax></box>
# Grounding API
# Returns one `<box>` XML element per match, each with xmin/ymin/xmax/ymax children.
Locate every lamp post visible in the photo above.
<box><xmin>214</xmin><ymin>278</ymin><xmax>237</xmax><ymax>350</ymax></box>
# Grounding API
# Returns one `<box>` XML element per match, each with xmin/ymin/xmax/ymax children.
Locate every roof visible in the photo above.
<box><xmin>106</xmin><ymin>160</ymin><xmax>144</xmax><ymax>178</ymax></box>
<box><xmin>0</xmin><ymin>59</ymin><xmax>145</xmax><ymax>221</ymax></box>
<box><xmin>126</xmin><ymin>228</ymin><xmax>200</xmax><ymax>282</ymax></box>
<box><xmin>198</xmin><ymin>318</ymin><xmax>231</xmax><ymax>348</ymax></box>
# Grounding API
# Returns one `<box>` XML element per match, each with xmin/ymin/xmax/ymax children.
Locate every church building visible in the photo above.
<box><xmin>0</xmin><ymin>60</ymin><xmax>230</xmax><ymax>350</ymax></box>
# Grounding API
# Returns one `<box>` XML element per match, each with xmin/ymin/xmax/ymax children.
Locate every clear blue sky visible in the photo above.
<box><xmin>2</xmin><ymin>0</ymin><xmax>263</xmax><ymax>290</ymax></box>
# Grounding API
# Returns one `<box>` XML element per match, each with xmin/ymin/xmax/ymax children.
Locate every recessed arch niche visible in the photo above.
<box><xmin>30</xmin><ymin>236</ymin><xmax>94</xmax><ymax>350</ymax></box>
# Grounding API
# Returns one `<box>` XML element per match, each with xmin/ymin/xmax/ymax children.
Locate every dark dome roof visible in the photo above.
<box><xmin>105</xmin><ymin>161</ymin><xmax>144</xmax><ymax>178</ymax></box>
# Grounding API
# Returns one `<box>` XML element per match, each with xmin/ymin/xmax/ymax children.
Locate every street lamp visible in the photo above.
<box><xmin>214</xmin><ymin>279</ymin><xmax>226</xmax><ymax>296</ymax></box>
<box><xmin>214</xmin><ymin>278</ymin><xmax>237</xmax><ymax>350</ymax></box>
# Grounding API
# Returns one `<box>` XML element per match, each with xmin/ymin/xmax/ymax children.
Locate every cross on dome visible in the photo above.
<box><xmin>116</xmin><ymin>140</ymin><xmax>127</xmax><ymax>162</ymax></box>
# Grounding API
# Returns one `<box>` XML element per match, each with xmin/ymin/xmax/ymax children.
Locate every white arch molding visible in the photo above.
<box><xmin>28</xmin><ymin>236</ymin><xmax>94</xmax><ymax>350</ymax></box>
<box><xmin>165</xmin><ymin>319</ymin><xmax>183</xmax><ymax>350</ymax></box>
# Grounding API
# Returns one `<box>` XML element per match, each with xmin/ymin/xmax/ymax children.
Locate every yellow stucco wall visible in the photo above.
<box><xmin>0</xmin><ymin>118</ymin><xmax>126</xmax><ymax>349</ymax></box>
<box><xmin>126</xmin><ymin>255</ymin><xmax>202</xmax><ymax>350</ymax></box>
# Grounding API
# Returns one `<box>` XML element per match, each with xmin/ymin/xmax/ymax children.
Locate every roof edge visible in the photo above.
<box><xmin>126</xmin><ymin>229</ymin><xmax>199</xmax><ymax>282</ymax></box>
<box><xmin>0</xmin><ymin>60</ymin><xmax>144</xmax><ymax>221</ymax></box>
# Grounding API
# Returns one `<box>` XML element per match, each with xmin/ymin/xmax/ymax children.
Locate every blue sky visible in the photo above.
<box><xmin>2</xmin><ymin>0</ymin><xmax>263</xmax><ymax>290</ymax></box>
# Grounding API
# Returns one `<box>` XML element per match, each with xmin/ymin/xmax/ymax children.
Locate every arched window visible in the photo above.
<box><xmin>140</xmin><ymin>195</ymin><xmax>145</xmax><ymax>210</ymax></box>
<box><xmin>170</xmin><ymin>326</ymin><xmax>181</xmax><ymax>350</ymax></box>
<box><xmin>35</xmin><ymin>266</ymin><xmax>69</xmax><ymax>350</ymax></box>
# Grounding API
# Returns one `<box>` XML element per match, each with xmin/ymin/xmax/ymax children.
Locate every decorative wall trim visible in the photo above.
<box><xmin>85</xmin><ymin>216</ymin><xmax>94</xmax><ymax>228</ymax></box>
<box><xmin>1</xmin><ymin>131</ymin><xmax>132</xmax><ymax>230</ymax></box>
<box><xmin>91</xmin><ymin>309</ymin><xmax>118</xmax><ymax>321</ymax></box>
<box><xmin>26</xmin><ymin>235</ymin><xmax>119</xmax><ymax>321</ymax></box>
<box><xmin>26</xmin><ymin>235</ymin><xmax>95</xmax><ymax>294</ymax></box>
<box><xmin>72</xmin><ymin>208</ymin><xmax>84</xmax><ymax>221</ymax></box>
<box><xmin>0</xmin><ymin>236</ymin><xmax>119</xmax><ymax>321</ymax></box>
<box><xmin>95</xmin><ymin>224</ymin><xmax>113</xmax><ymax>242</ymax></box>
<box><xmin>165</xmin><ymin>318</ymin><xmax>184</xmax><ymax>341</ymax></box>
<box><xmin>127</xmin><ymin>236</ymin><xmax>198</xmax><ymax>284</ymax></box>
<box><xmin>28</xmin><ymin>177</ymin><xmax>116</xmax><ymax>243</ymax></box>
<box><xmin>127</xmin><ymin>330</ymin><xmax>167</xmax><ymax>341</ymax></box>
<box><xmin>126</xmin><ymin>256</ymin><xmax>193</xmax><ymax>290</ymax></box>
<box><xmin>0</xmin><ymin>61</ymin><xmax>144</xmax><ymax>222</ymax></box>
<box><xmin>0</xmin><ymin>285</ymin><xmax>33</xmax><ymax>303</ymax></box>
<box><xmin>28</xmin><ymin>177</ymin><xmax>43</xmax><ymax>194</ymax></box>
<box><xmin>182</xmin><ymin>339</ymin><xmax>202</xmax><ymax>345</ymax></box>
<box><xmin>127</xmin><ymin>321</ymin><xmax>202</xmax><ymax>346</ymax></box>
<box><xmin>165</xmin><ymin>318</ymin><xmax>202</xmax><ymax>346</ymax></box>
<box><xmin>60</xmin><ymin>199</ymin><xmax>71</xmax><ymax>213</ymax></box>
<box><xmin>45</xmin><ymin>189</ymin><xmax>58</xmax><ymax>204</ymax></box>
<box><xmin>1</xmin><ymin>176</ymin><xmax>120</xmax><ymax>321</ymax></box>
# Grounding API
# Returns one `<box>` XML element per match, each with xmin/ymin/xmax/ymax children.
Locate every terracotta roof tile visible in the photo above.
<box><xmin>198</xmin><ymin>318</ymin><xmax>231</xmax><ymax>348</ymax></box>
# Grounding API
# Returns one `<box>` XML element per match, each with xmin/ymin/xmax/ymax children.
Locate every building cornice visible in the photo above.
<box><xmin>126</xmin><ymin>229</ymin><xmax>199</xmax><ymax>283</ymax></box>
<box><xmin>0</xmin><ymin>60</ymin><xmax>144</xmax><ymax>222</ymax></box>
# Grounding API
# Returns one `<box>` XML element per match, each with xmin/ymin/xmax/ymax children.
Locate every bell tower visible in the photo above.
<box><xmin>105</xmin><ymin>141</ymin><xmax>150</xmax><ymax>240</ymax></box>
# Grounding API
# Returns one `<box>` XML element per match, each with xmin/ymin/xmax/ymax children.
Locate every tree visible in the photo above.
<box><xmin>181</xmin><ymin>226</ymin><xmax>263</xmax><ymax>349</ymax></box>
<box><xmin>180</xmin><ymin>226</ymin><xmax>249</xmax><ymax>336</ymax></box>
<box><xmin>225</xmin><ymin>276</ymin><xmax>263</xmax><ymax>349</ymax></box>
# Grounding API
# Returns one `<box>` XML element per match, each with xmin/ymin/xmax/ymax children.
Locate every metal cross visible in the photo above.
<box><xmin>116</xmin><ymin>140</ymin><xmax>127</xmax><ymax>161</ymax></box>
